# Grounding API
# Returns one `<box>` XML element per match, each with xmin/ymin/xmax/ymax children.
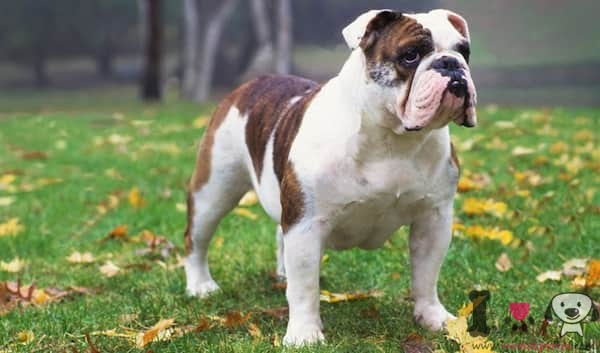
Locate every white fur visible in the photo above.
<box><xmin>185</xmin><ymin>9</ymin><xmax>474</xmax><ymax>346</ymax></box>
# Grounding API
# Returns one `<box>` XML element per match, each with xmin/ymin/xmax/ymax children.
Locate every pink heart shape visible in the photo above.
<box><xmin>509</xmin><ymin>302</ymin><xmax>530</xmax><ymax>321</ymax></box>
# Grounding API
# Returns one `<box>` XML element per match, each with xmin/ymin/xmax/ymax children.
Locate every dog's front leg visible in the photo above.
<box><xmin>282</xmin><ymin>221</ymin><xmax>325</xmax><ymax>346</ymax></box>
<box><xmin>409</xmin><ymin>203</ymin><xmax>455</xmax><ymax>331</ymax></box>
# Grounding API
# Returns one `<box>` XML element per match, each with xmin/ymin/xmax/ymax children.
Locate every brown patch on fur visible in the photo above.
<box><xmin>360</xmin><ymin>11</ymin><xmax>433</xmax><ymax>84</ymax></box>
<box><xmin>184</xmin><ymin>191</ymin><xmax>194</xmax><ymax>255</ymax></box>
<box><xmin>280</xmin><ymin>164</ymin><xmax>304</xmax><ymax>233</ymax></box>
<box><xmin>450</xmin><ymin>141</ymin><xmax>460</xmax><ymax>175</ymax></box>
<box><xmin>241</xmin><ymin>75</ymin><xmax>318</xmax><ymax>180</ymax></box>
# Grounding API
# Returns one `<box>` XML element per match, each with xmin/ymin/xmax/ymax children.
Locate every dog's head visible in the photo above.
<box><xmin>545</xmin><ymin>293</ymin><xmax>598</xmax><ymax>324</ymax></box>
<box><xmin>343</xmin><ymin>9</ymin><xmax>477</xmax><ymax>133</ymax></box>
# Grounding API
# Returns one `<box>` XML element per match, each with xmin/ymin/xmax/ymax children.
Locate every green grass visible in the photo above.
<box><xmin>0</xmin><ymin>88</ymin><xmax>599</xmax><ymax>352</ymax></box>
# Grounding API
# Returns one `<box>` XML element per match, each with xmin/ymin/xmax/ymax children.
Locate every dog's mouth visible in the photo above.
<box><xmin>566</xmin><ymin>313</ymin><xmax>580</xmax><ymax>320</ymax></box>
<box><xmin>398</xmin><ymin>69</ymin><xmax>477</xmax><ymax>131</ymax></box>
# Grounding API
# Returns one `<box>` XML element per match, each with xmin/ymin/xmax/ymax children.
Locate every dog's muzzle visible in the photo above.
<box><xmin>400</xmin><ymin>56</ymin><xmax>477</xmax><ymax>131</ymax></box>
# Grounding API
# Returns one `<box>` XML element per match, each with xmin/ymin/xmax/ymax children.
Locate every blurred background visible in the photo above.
<box><xmin>0</xmin><ymin>0</ymin><xmax>599</xmax><ymax>108</ymax></box>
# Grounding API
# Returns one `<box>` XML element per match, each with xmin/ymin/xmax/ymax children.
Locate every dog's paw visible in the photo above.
<box><xmin>283</xmin><ymin>324</ymin><xmax>325</xmax><ymax>346</ymax></box>
<box><xmin>414</xmin><ymin>302</ymin><xmax>455</xmax><ymax>331</ymax></box>
<box><xmin>186</xmin><ymin>279</ymin><xmax>220</xmax><ymax>298</ymax></box>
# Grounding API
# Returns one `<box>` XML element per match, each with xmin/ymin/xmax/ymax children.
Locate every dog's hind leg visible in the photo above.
<box><xmin>275</xmin><ymin>225</ymin><xmax>286</xmax><ymax>279</ymax></box>
<box><xmin>184</xmin><ymin>105</ymin><xmax>251</xmax><ymax>298</ymax></box>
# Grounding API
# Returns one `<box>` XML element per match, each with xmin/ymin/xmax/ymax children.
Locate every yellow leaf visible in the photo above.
<box><xmin>574</xmin><ymin>129</ymin><xmax>594</xmax><ymax>141</ymax></box>
<box><xmin>0</xmin><ymin>174</ymin><xmax>16</xmax><ymax>185</ymax></box>
<box><xmin>135</xmin><ymin>318</ymin><xmax>176</xmax><ymax>348</ymax></box>
<box><xmin>0</xmin><ymin>257</ymin><xmax>26</xmax><ymax>273</ymax></box>
<box><xmin>128</xmin><ymin>187</ymin><xmax>146</xmax><ymax>208</ymax></box>
<box><xmin>0</xmin><ymin>196</ymin><xmax>15</xmax><ymax>207</ymax></box>
<box><xmin>462</xmin><ymin>198</ymin><xmax>507</xmax><ymax>218</ymax></box>
<box><xmin>511</xmin><ymin>146</ymin><xmax>534</xmax><ymax>156</ymax></box>
<box><xmin>175</xmin><ymin>203</ymin><xmax>186</xmax><ymax>213</ymax></box>
<box><xmin>495</xmin><ymin>253</ymin><xmax>512</xmax><ymax>272</ymax></box>
<box><xmin>108</xmin><ymin>224</ymin><xmax>128</xmax><ymax>240</ymax></box>
<box><xmin>31</xmin><ymin>289</ymin><xmax>51</xmax><ymax>305</ymax></box>
<box><xmin>99</xmin><ymin>261</ymin><xmax>121</xmax><ymax>277</ymax></box>
<box><xmin>455</xmin><ymin>225</ymin><xmax>514</xmax><ymax>246</ymax></box>
<box><xmin>319</xmin><ymin>289</ymin><xmax>383</xmax><ymax>303</ymax></box>
<box><xmin>193</xmin><ymin>116</ymin><xmax>210</xmax><ymax>129</ymax></box>
<box><xmin>238</xmin><ymin>190</ymin><xmax>259</xmax><ymax>207</ymax></box>
<box><xmin>66</xmin><ymin>251</ymin><xmax>95</xmax><ymax>264</ymax></box>
<box><xmin>586</xmin><ymin>259</ymin><xmax>600</xmax><ymax>287</ymax></box>
<box><xmin>549</xmin><ymin>142</ymin><xmax>568</xmax><ymax>154</ymax></box>
<box><xmin>16</xmin><ymin>331</ymin><xmax>35</xmax><ymax>344</ymax></box>
<box><xmin>233</xmin><ymin>208</ymin><xmax>258</xmax><ymax>220</ymax></box>
<box><xmin>571</xmin><ymin>276</ymin><xmax>586</xmax><ymax>289</ymax></box>
<box><xmin>457</xmin><ymin>302</ymin><xmax>473</xmax><ymax>317</ymax></box>
<box><xmin>0</xmin><ymin>218</ymin><xmax>24</xmax><ymax>237</ymax></box>
<box><xmin>247</xmin><ymin>322</ymin><xmax>262</xmax><ymax>339</ymax></box>
<box><xmin>536</xmin><ymin>270</ymin><xmax>562</xmax><ymax>283</ymax></box>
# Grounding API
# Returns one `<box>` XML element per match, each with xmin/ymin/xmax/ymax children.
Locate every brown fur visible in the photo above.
<box><xmin>361</xmin><ymin>11</ymin><xmax>433</xmax><ymax>84</ymax></box>
<box><xmin>184</xmin><ymin>191</ymin><xmax>194</xmax><ymax>255</ymax></box>
<box><xmin>241</xmin><ymin>75</ymin><xmax>318</xmax><ymax>181</ymax></box>
<box><xmin>280</xmin><ymin>164</ymin><xmax>304</xmax><ymax>233</ymax></box>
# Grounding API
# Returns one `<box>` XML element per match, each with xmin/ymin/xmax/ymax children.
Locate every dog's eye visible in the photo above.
<box><xmin>456</xmin><ymin>43</ymin><xmax>471</xmax><ymax>64</ymax></box>
<box><xmin>561</xmin><ymin>302</ymin><xmax>565</xmax><ymax>307</ymax></box>
<box><xmin>400</xmin><ymin>49</ymin><xmax>421</xmax><ymax>66</ymax></box>
<box><xmin>577</xmin><ymin>302</ymin><xmax>581</xmax><ymax>307</ymax></box>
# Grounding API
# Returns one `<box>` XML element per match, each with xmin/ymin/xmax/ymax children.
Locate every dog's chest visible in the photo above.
<box><xmin>322</xmin><ymin>154</ymin><xmax>457</xmax><ymax>249</ymax></box>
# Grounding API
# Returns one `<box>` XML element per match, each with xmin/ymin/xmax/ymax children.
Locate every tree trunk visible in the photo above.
<box><xmin>275</xmin><ymin>0</ymin><xmax>292</xmax><ymax>74</ymax></box>
<box><xmin>96</xmin><ymin>37</ymin><xmax>115</xmax><ymax>78</ymax></box>
<box><xmin>241</xmin><ymin>0</ymin><xmax>274</xmax><ymax>80</ymax></box>
<box><xmin>182</xmin><ymin>0</ymin><xmax>199</xmax><ymax>97</ymax></box>
<box><xmin>33</xmin><ymin>44</ymin><xmax>49</xmax><ymax>87</ymax></box>
<box><xmin>192</xmin><ymin>0</ymin><xmax>238</xmax><ymax>102</ymax></box>
<box><xmin>141</xmin><ymin>0</ymin><xmax>162</xmax><ymax>100</ymax></box>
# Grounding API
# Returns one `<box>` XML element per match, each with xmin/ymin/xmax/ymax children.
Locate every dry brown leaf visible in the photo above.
<box><xmin>66</xmin><ymin>251</ymin><xmax>95</xmax><ymax>264</ymax></box>
<box><xmin>106</xmin><ymin>224</ymin><xmax>128</xmax><ymax>241</ymax></box>
<box><xmin>0</xmin><ymin>258</ymin><xmax>26</xmax><ymax>273</ymax></box>
<box><xmin>135</xmin><ymin>318</ymin><xmax>175</xmax><ymax>348</ymax></box>
<box><xmin>402</xmin><ymin>332</ymin><xmax>433</xmax><ymax>353</ymax></box>
<box><xmin>21</xmin><ymin>151</ymin><xmax>48</xmax><ymax>160</ymax></box>
<box><xmin>99</xmin><ymin>261</ymin><xmax>121</xmax><ymax>277</ymax></box>
<box><xmin>495</xmin><ymin>253</ymin><xmax>512</xmax><ymax>272</ymax></box>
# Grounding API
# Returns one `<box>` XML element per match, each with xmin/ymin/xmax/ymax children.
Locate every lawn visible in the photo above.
<box><xmin>0</xmin><ymin>88</ymin><xmax>599</xmax><ymax>352</ymax></box>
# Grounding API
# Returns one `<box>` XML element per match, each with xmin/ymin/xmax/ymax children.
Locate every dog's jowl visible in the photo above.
<box><xmin>184</xmin><ymin>9</ymin><xmax>477</xmax><ymax>346</ymax></box>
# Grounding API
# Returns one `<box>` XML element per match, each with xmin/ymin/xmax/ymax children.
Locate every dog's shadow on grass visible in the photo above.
<box><xmin>178</xmin><ymin>270</ymin><xmax>421</xmax><ymax>345</ymax></box>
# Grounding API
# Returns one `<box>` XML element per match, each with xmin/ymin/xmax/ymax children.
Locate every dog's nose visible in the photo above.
<box><xmin>448</xmin><ymin>80</ymin><xmax>467</xmax><ymax>97</ymax></box>
<box><xmin>431</xmin><ymin>56</ymin><xmax>461</xmax><ymax>72</ymax></box>
<box><xmin>564</xmin><ymin>308</ymin><xmax>579</xmax><ymax>318</ymax></box>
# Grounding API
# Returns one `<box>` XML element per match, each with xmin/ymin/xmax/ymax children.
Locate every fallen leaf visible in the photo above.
<box><xmin>402</xmin><ymin>332</ymin><xmax>433</xmax><ymax>353</ymax></box>
<box><xmin>457</xmin><ymin>302</ymin><xmax>473</xmax><ymax>317</ymax></box>
<box><xmin>106</xmin><ymin>224</ymin><xmax>128</xmax><ymax>240</ymax></box>
<box><xmin>586</xmin><ymin>259</ymin><xmax>600</xmax><ymax>287</ymax></box>
<box><xmin>247</xmin><ymin>322</ymin><xmax>262</xmax><ymax>339</ymax></box>
<box><xmin>128</xmin><ymin>187</ymin><xmax>146</xmax><ymax>208</ymax></box>
<box><xmin>511</xmin><ymin>146</ymin><xmax>535</xmax><ymax>156</ymax></box>
<box><xmin>319</xmin><ymin>289</ymin><xmax>383</xmax><ymax>303</ymax></box>
<box><xmin>16</xmin><ymin>330</ymin><xmax>35</xmax><ymax>344</ymax></box>
<box><xmin>462</xmin><ymin>198</ymin><xmax>507</xmax><ymax>218</ymax></box>
<box><xmin>0</xmin><ymin>218</ymin><xmax>24</xmax><ymax>237</ymax></box>
<box><xmin>549</xmin><ymin>142</ymin><xmax>568</xmax><ymax>154</ymax></box>
<box><xmin>66</xmin><ymin>251</ymin><xmax>95</xmax><ymax>264</ymax></box>
<box><xmin>457</xmin><ymin>172</ymin><xmax>491</xmax><ymax>192</ymax></box>
<box><xmin>571</xmin><ymin>276</ymin><xmax>586</xmax><ymax>289</ymax></box>
<box><xmin>454</xmin><ymin>225</ymin><xmax>514</xmax><ymax>246</ymax></box>
<box><xmin>238</xmin><ymin>190</ymin><xmax>259</xmax><ymax>206</ymax></box>
<box><xmin>0</xmin><ymin>258</ymin><xmax>26</xmax><ymax>273</ymax></box>
<box><xmin>562</xmin><ymin>258</ymin><xmax>588</xmax><ymax>276</ymax></box>
<box><xmin>536</xmin><ymin>271</ymin><xmax>562</xmax><ymax>283</ymax></box>
<box><xmin>176</xmin><ymin>203</ymin><xmax>186</xmax><ymax>212</ymax></box>
<box><xmin>135</xmin><ymin>318</ymin><xmax>175</xmax><ymax>348</ymax></box>
<box><xmin>233</xmin><ymin>208</ymin><xmax>258</xmax><ymax>220</ymax></box>
<box><xmin>495</xmin><ymin>253</ymin><xmax>512</xmax><ymax>272</ymax></box>
<box><xmin>21</xmin><ymin>151</ymin><xmax>48</xmax><ymax>160</ymax></box>
<box><xmin>0</xmin><ymin>196</ymin><xmax>15</xmax><ymax>207</ymax></box>
<box><xmin>193</xmin><ymin>116</ymin><xmax>209</xmax><ymax>129</ymax></box>
<box><xmin>99</xmin><ymin>261</ymin><xmax>121</xmax><ymax>277</ymax></box>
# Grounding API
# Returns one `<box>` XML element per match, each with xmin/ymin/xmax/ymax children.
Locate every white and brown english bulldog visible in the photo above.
<box><xmin>184</xmin><ymin>9</ymin><xmax>477</xmax><ymax>346</ymax></box>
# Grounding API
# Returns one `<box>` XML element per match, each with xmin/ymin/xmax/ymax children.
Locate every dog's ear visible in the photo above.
<box><xmin>429</xmin><ymin>9</ymin><xmax>471</xmax><ymax>42</ymax></box>
<box><xmin>544</xmin><ymin>301</ymin><xmax>554</xmax><ymax>322</ymax></box>
<box><xmin>591</xmin><ymin>302</ymin><xmax>599</xmax><ymax>321</ymax></box>
<box><xmin>342</xmin><ymin>10</ymin><xmax>402</xmax><ymax>50</ymax></box>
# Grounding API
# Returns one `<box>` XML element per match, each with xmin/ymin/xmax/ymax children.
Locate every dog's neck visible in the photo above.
<box><xmin>335</xmin><ymin>50</ymin><xmax>438</xmax><ymax>161</ymax></box>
